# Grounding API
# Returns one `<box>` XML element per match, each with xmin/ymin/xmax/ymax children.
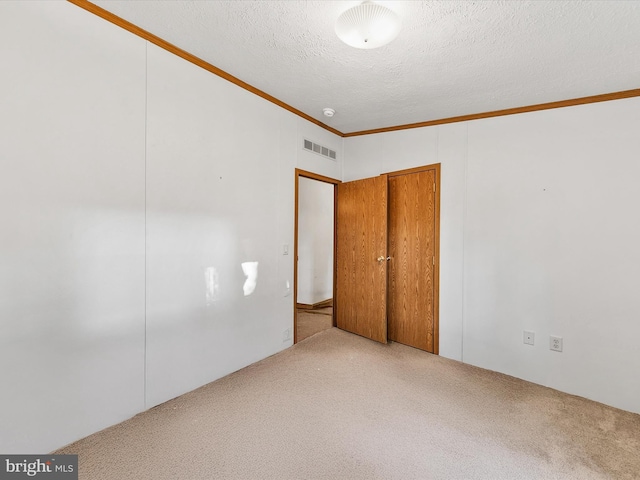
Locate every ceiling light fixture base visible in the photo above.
<box><xmin>335</xmin><ymin>1</ymin><xmax>401</xmax><ymax>49</ymax></box>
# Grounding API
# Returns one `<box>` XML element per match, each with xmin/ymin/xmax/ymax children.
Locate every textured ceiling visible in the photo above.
<box><xmin>91</xmin><ymin>0</ymin><xmax>640</xmax><ymax>134</ymax></box>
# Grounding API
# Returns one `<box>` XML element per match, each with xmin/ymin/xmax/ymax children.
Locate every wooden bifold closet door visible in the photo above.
<box><xmin>335</xmin><ymin>166</ymin><xmax>439</xmax><ymax>353</ymax></box>
<box><xmin>335</xmin><ymin>175</ymin><xmax>388</xmax><ymax>344</ymax></box>
<box><xmin>387</xmin><ymin>169</ymin><xmax>437</xmax><ymax>353</ymax></box>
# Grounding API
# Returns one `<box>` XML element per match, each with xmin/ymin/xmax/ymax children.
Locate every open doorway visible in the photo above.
<box><xmin>294</xmin><ymin>169</ymin><xmax>339</xmax><ymax>343</ymax></box>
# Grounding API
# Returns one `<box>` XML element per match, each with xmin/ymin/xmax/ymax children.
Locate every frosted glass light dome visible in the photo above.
<box><xmin>335</xmin><ymin>1</ymin><xmax>401</xmax><ymax>49</ymax></box>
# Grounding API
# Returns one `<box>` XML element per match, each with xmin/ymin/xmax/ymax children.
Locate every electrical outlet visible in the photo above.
<box><xmin>550</xmin><ymin>336</ymin><xmax>563</xmax><ymax>352</ymax></box>
<box><xmin>283</xmin><ymin>328</ymin><xmax>291</xmax><ymax>342</ymax></box>
<box><xmin>523</xmin><ymin>331</ymin><xmax>535</xmax><ymax>346</ymax></box>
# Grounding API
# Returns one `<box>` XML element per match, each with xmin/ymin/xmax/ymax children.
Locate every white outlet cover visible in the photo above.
<box><xmin>283</xmin><ymin>328</ymin><xmax>291</xmax><ymax>342</ymax></box>
<box><xmin>550</xmin><ymin>336</ymin><xmax>563</xmax><ymax>352</ymax></box>
<box><xmin>524</xmin><ymin>331</ymin><xmax>535</xmax><ymax>346</ymax></box>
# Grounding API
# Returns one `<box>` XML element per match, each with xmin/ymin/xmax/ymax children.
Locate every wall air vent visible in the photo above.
<box><xmin>303</xmin><ymin>138</ymin><xmax>337</xmax><ymax>161</ymax></box>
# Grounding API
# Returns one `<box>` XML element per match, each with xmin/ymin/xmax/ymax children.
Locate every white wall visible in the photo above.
<box><xmin>144</xmin><ymin>44</ymin><xmax>294</xmax><ymax>408</ymax></box>
<box><xmin>0</xmin><ymin>1</ymin><xmax>343</xmax><ymax>453</ymax></box>
<box><xmin>464</xmin><ymin>99</ymin><xmax>640</xmax><ymax>415</ymax></box>
<box><xmin>0</xmin><ymin>1</ymin><xmax>146</xmax><ymax>453</ymax></box>
<box><xmin>297</xmin><ymin>177</ymin><xmax>334</xmax><ymax>305</ymax></box>
<box><xmin>344</xmin><ymin>98</ymin><xmax>640</xmax><ymax>415</ymax></box>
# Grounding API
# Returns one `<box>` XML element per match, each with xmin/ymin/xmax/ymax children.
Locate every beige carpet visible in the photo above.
<box><xmin>296</xmin><ymin>306</ymin><xmax>333</xmax><ymax>342</ymax></box>
<box><xmin>56</xmin><ymin>328</ymin><xmax>640</xmax><ymax>479</ymax></box>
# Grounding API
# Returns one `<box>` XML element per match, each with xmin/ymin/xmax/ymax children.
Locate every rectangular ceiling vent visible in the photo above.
<box><xmin>303</xmin><ymin>139</ymin><xmax>337</xmax><ymax>161</ymax></box>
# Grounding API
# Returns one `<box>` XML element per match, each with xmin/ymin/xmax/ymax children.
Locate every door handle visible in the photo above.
<box><xmin>377</xmin><ymin>256</ymin><xmax>391</xmax><ymax>262</ymax></box>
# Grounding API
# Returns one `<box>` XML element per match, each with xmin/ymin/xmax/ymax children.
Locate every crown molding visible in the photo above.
<box><xmin>67</xmin><ymin>0</ymin><xmax>344</xmax><ymax>137</ymax></box>
<box><xmin>343</xmin><ymin>89</ymin><xmax>640</xmax><ymax>137</ymax></box>
<box><xmin>67</xmin><ymin>1</ymin><xmax>640</xmax><ymax>139</ymax></box>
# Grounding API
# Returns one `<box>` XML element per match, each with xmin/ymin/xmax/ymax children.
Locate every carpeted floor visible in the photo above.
<box><xmin>296</xmin><ymin>306</ymin><xmax>333</xmax><ymax>342</ymax></box>
<box><xmin>56</xmin><ymin>328</ymin><xmax>640</xmax><ymax>479</ymax></box>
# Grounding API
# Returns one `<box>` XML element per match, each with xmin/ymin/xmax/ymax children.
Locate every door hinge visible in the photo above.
<box><xmin>433</xmin><ymin>183</ymin><xmax>436</xmax><ymax>192</ymax></box>
<box><xmin>433</xmin><ymin>256</ymin><xmax>435</xmax><ymax>266</ymax></box>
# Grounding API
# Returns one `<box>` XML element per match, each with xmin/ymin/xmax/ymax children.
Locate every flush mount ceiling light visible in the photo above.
<box><xmin>335</xmin><ymin>1</ymin><xmax>401</xmax><ymax>49</ymax></box>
